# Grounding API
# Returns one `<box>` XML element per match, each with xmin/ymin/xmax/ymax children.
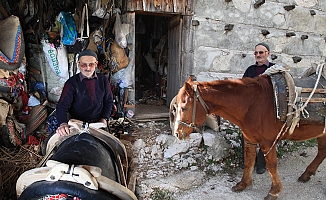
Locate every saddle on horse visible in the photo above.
<box><xmin>269</xmin><ymin>64</ymin><xmax>326</xmax><ymax>134</ymax></box>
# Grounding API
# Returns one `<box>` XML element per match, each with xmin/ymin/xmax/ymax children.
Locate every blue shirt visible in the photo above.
<box><xmin>56</xmin><ymin>72</ymin><xmax>113</xmax><ymax>125</ymax></box>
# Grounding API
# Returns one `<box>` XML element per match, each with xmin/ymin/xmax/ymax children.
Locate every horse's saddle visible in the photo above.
<box><xmin>270</xmin><ymin>68</ymin><xmax>326</xmax><ymax>126</ymax></box>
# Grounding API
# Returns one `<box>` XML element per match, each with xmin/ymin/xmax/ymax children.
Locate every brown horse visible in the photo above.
<box><xmin>172</xmin><ymin>75</ymin><xmax>326</xmax><ymax>200</ymax></box>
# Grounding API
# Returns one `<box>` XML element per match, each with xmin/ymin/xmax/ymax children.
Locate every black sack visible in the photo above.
<box><xmin>66</xmin><ymin>38</ymin><xmax>89</xmax><ymax>53</ymax></box>
<box><xmin>66</xmin><ymin>3</ymin><xmax>90</xmax><ymax>54</ymax></box>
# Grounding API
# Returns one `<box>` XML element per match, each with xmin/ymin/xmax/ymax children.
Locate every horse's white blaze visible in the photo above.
<box><xmin>173</xmin><ymin>100</ymin><xmax>182</xmax><ymax>135</ymax></box>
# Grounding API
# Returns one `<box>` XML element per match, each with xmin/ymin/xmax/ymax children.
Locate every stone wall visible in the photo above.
<box><xmin>192</xmin><ymin>0</ymin><xmax>326</xmax><ymax>81</ymax></box>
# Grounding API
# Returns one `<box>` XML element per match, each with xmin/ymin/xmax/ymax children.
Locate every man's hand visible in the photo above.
<box><xmin>99</xmin><ymin>118</ymin><xmax>108</xmax><ymax>127</ymax></box>
<box><xmin>56</xmin><ymin>123</ymin><xmax>70</xmax><ymax>136</ymax></box>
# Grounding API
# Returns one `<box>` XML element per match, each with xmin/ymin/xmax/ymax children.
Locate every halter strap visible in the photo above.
<box><xmin>177</xmin><ymin>84</ymin><xmax>209</xmax><ymax>132</ymax></box>
<box><xmin>194</xmin><ymin>85</ymin><xmax>209</xmax><ymax>113</ymax></box>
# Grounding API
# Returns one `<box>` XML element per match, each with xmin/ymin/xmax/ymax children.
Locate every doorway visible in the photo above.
<box><xmin>133</xmin><ymin>13</ymin><xmax>171</xmax><ymax>120</ymax></box>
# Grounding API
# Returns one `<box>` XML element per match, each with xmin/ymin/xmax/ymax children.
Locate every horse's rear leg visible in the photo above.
<box><xmin>232</xmin><ymin>140</ymin><xmax>255</xmax><ymax>192</ymax></box>
<box><xmin>298</xmin><ymin>135</ymin><xmax>326</xmax><ymax>182</ymax></box>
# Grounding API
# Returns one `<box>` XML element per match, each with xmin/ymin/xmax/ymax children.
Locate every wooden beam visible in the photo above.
<box><xmin>301</xmin><ymin>97</ymin><xmax>326</xmax><ymax>103</ymax></box>
<box><xmin>27</xmin><ymin>66</ymin><xmax>41</xmax><ymax>74</ymax></box>
<box><xmin>287</xmin><ymin>97</ymin><xmax>326</xmax><ymax>103</ymax></box>
<box><xmin>301</xmin><ymin>88</ymin><xmax>326</xmax><ymax>93</ymax></box>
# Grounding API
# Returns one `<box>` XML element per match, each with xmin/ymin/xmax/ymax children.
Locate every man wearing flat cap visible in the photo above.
<box><xmin>56</xmin><ymin>49</ymin><xmax>114</xmax><ymax>136</ymax></box>
<box><xmin>243</xmin><ymin>43</ymin><xmax>274</xmax><ymax>77</ymax></box>
<box><xmin>241</xmin><ymin>42</ymin><xmax>275</xmax><ymax>174</ymax></box>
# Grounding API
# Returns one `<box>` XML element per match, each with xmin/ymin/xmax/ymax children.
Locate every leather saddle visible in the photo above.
<box><xmin>270</xmin><ymin>67</ymin><xmax>326</xmax><ymax>126</ymax></box>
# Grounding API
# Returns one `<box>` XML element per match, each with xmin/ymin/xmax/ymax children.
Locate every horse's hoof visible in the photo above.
<box><xmin>298</xmin><ymin>174</ymin><xmax>310</xmax><ymax>183</ymax></box>
<box><xmin>231</xmin><ymin>182</ymin><xmax>246</xmax><ymax>192</ymax></box>
<box><xmin>264</xmin><ymin>193</ymin><xmax>278</xmax><ymax>200</ymax></box>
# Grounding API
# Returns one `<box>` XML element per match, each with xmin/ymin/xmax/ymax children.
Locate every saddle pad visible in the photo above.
<box><xmin>270</xmin><ymin>73</ymin><xmax>288</xmax><ymax>122</ymax></box>
<box><xmin>0</xmin><ymin>16</ymin><xmax>25</xmax><ymax>70</ymax></box>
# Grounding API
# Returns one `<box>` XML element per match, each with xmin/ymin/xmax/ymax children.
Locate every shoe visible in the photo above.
<box><xmin>256</xmin><ymin>166</ymin><xmax>266</xmax><ymax>174</ymax></box>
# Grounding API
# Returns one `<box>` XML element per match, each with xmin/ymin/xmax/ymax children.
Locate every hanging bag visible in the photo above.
<box><xmin>41</xmin><ymin>40</ymin><xmax>69</xmax><ymax>79</ymax></box>
<box><xmin>66</xmin><ymin>3</ymin><xmax>90</xmax><ymax>53</ymax></box>
<box><xmin>114</xmin><ymin>13</ymin><xmax>127</xmax><ymax>49</ymax></box>
<box><xmin>57</xmin><ymin>11</ymin><xmax>78</xmax><ymax>46</ymax></box>
<box><xmin>109</xmin><ymin>39</ymin><xmax>129</xmax><ymax>73</ymax></box>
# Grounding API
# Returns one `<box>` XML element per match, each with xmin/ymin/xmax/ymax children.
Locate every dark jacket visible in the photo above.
<box><xmin>56</xmin><ymin>73</ymin><xmax>113</xmax><ymax>125</ymax></box>
<box><xmin>243</xmin><ymin>61</ymin><xmax>275</xmax><ymax>78</ymax></box>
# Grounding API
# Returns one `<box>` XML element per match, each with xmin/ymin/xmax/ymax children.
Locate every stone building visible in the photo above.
<box><xmin>0</xmin><ymin>0</ymin><xmax>325</xmax><ymax>114</ymax></box>
<box><xmin>192</xmin><ymin>0</ymin><xmax>326</xmax><ymax>83</ymax></box>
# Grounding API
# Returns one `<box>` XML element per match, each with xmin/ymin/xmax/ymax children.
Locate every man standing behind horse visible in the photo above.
<box><xmin>242</xmin><ymin>42</ymin><xmax>275</xmax><ymax>174</ymax></box>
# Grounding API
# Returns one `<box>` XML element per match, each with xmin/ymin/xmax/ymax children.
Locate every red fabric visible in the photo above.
<box><xmin>44</xmin><ymin>194</ymin><xmax>80</xmax><ymax>200</ymax></box>
<box><xmin>20</xmin><ymin>90</ymin><xmax>29</xmax><ymax>109</ymax></box>
<box><xmin>28</xmin><ymin>135</ymin><xmax>39</xmax><ymax>145</ymax></box>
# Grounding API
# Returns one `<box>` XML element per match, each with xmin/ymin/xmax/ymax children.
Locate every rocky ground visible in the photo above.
<box><xmin>2</xmin><ymin>118</ymin><xmax>326</xmax><ymax>200</ymax></box>
<box><xmin>131</xmin><ymin>120</ymin><xmax>326</xmax><ymax>200</ymax></box>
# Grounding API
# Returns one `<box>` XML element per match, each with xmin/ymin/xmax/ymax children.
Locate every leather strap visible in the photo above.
<box><xmin>80</xmin><ymin>3</ymin><xmax>89</xmax><ymax>38</ymax></box>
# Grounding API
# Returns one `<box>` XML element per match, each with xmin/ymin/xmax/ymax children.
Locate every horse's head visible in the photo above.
<box><xmin>172</xmin><ymin>78</ymin><xmax>208</xmax><ymax>140</ymax></box>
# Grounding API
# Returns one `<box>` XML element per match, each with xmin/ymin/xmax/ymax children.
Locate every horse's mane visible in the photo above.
<box><xmin>193</xmin><ymin>74</ymin><xmax>272</xmax><ymax>92</ymax></box>
<box><xmin>238</xmin><ymin>74</ymin><xmax>272</xmax><ymax>91</ymax></box>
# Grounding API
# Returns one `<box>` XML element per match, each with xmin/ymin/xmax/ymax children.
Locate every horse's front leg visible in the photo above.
<box><xmin>298</xmin><ymin>134</ymin><xmax>326</xmax><ymax>182</ymax></box>
<box><xmin>263</xmin><ymin>146</ymin><xmax>282</xmax><ymax>200</ymax></box>
<box><xmin>232</xmin><ymin>140</ymin><xmax>256</xmax><ymax>192</ymax></box>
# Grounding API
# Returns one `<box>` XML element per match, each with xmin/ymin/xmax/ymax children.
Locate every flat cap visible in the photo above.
<box><xmin>255</xmin><ymin>42</ymin><xmax>270</xmax><ymax>51</ymax></box>
<box><xmin>78</xmin><ymin>49</ymin><xmax>98</xmax><ymax>60</ymax></box>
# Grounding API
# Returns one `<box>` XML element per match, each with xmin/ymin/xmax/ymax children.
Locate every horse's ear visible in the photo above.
<box><xmin>187</xmin><ymin>76</ymin><xmax>193</xmax><ymax>82</ymax></box>
<box><xmin>184</xmin><ymin>82</ymin><xmax>192</xmax><ymax>94</ymax></box>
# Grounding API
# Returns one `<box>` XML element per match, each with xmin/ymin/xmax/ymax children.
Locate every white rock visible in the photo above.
<box><xmin>180</xmin><ymin>160</ymin><xmax>189</xmax><ymax>168</ymax></box>
<box><xmin>156</xmin><ymin>134</ymin><xmax>178</xmax><ymax>148</ymax></box>
<box><xmin>188</xmin><ymin>132</ymin><xmax>203</xmax><ymax>147</ymax></box>
<box><xmin>133</xmin><ymin>139</ymin><xmax>145</xmax><ymax>151</ymax></box>
<box><xmin>187</xmin><ymin>157</ymin><xmax>196</xmax><ymax>165</ymax></box>
<box><xmin>138</xmin><ymin>149</ymin><xmax>145</xmax><ymax>161</ymax></box>
<box><xmin>203</xmin><ymin>132</ymin><xmax>216</xmax><ymax>147</ymax></box>
<box><xmin>164</xmin><ymin>142</ymin><xmax>189</xmax><ymax>158</ymax></box>
<box><xmin>151</xmin><ymin>145</ymin><xmax>162</xmax><ymax>159</ymax></box>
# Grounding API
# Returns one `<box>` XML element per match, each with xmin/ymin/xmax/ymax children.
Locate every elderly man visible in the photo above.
<box><xmin>56</xmin><ymin>49</ymin><xmax>114</xmax><ymax>136</ymax></box>
<box><xmin>242</xmin><ymin>42</ymin><xmax>275</xmax><ymax>174</ymax></box>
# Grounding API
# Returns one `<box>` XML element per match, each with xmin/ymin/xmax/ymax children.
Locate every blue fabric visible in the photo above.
<box><xmin>56</xmin><ymin>73</ymin><xmax>114</xmax><ymax>125</ymax></box>
<box><xmin>32</xmin><ymin>81</ymin><xmax>46</xmax><ymax>97</ymax></box>
<box><xmin>47</xmin><ymin>115</ymin><xmax>59</xmax><ymax>133</ymax></box>
<box><xmin>58</xmin><ymin>11</ymin><xmax>77</xmax><ymax>45</ymax></box>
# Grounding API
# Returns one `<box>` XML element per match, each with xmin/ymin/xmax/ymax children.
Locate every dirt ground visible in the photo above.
<box><xmin>133</xmin><ymin>120</ymin><xmax>326</xmax><ymax>200</ymax></box>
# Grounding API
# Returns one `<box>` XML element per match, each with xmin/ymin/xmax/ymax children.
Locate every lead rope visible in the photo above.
<box><xmin>264</xmin><ymin>122</ymin><xmax>289</xmax><ymax>156</ymax></box>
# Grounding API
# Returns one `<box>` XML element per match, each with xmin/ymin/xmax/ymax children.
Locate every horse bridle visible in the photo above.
<box><xmin>177</xmin><ymin>84</ymin><xmax>209</xmax><ymax>133</ymax></box>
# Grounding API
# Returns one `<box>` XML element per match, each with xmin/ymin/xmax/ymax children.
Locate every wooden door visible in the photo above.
<box><xmin>167</xmin><ymin>15</ymin><xmax>181</xmax><ymax>105</ymax></box>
